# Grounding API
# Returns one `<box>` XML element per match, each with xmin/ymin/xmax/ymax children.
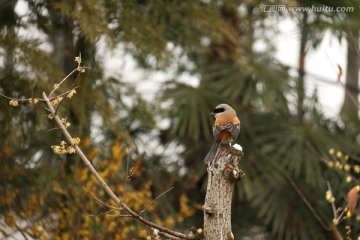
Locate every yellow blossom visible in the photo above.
<box><xmin>346</xmin><ymin>210</ymin><xmax>352</xmax><ymax>218</ymax></box>
<box><xmin>51</xmin><ymin>96</ymin><xmax>63</xmax><ymax>106</ymax></box>
<box><xmin>48</xmin><ymin>114</ymin><xmax>53</xmax><ymax>120</ymax></box>
<box><xmin>28</xmin><ymin>98</ymin><xmax>39</xmax><ymax>104</ymax></box>
<box><xmin>51</xmin><ymin>99</ymin><xmax>58</xmax><ymax>106</ymax></box>
<box><xmin>77</xmin><ymin>67</ymin><xmax>86</xmax><ymax>73</ymax></box>
<box><xmin>335</xmin><ymin>161</ymin><xmax>343</xmax><ymax>170</ymax></box>
<box><xmin>328</xmin><ymin>148</ymin><xmax>335</xmax><ymax>155</ymax></box>
<box><xmin>344</xmin><ymin>164</ymin><xmax>351</xmax><ymax>172</ymax></box>
<box><xmin>354</xmin><ymin>165</ymin><xmax>360</xmax><ymax>173</ymax></box>
<box><xmin>52</xmin><ymin>141</ymin><xmax>75</xmax><ymax>155</ymax></box>
<box><xmin>327</xmin><ymin>161</ymin><xmax>334</xmax><ymax>168</ymax></box>
<box><xmin>66</xmin><ymin>147</ymin><xmax>76</xmax><ymax>154</ymax></box>
<box><xmin>9</xmin><ymin>99</ymin><xmax>19</xmax><ymax>107</ymax></box>
<box><xmin>345</xmin><ymin>176</ymin><xmax>352</xmax><ymax>183</ymax></box>
<box><xmin>53</xmin><ymin>182</ymin><xmax>67</xmax><ymax>195</ymax></box>
<box><xmin>332</xmin><ymin>218</ymin><xmax>339</xmax><ymax>225</ymax></box>
<box><xmin>325</xmin><ymin>190</ymin><xmax>335</xmax><ymax>203</ymax></box>
<box><xmin>60</xmin><ymin>118</ymin><xmax>70</xmax><ymax>128</ymax></box>
<box><xmin>5</xmin><ymin>213</ymin><xmax>15</xmax><ymax>227</ymax></box>
<box><xmin>74</xmin><ymin>56</ymin><xmax>82</xmax><ymax>64</ymax></box>
<box><xmin>72</xmin><ymin>137</ymin><xmax>80</xmax><ymax>145</ymax></box>
<box><xmin>67</xmin><ymin>89</ymin><xmax>76</xmax><ymax>98</ymax></box>
<box><xmin>336</xmin><ymin>151</ymin><xmax>342</xmax><ymax>158</ymax></box>
<box><xmin>51</xmin><ymin>145</ymin><xmax>63</xmax><ymax>154</ymax></box>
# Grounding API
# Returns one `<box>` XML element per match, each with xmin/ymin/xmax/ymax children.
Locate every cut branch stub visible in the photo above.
<box><xmin>203</xmin><ymin>144</ymin><xmax>244</xmax><ymax>240</ymax></box>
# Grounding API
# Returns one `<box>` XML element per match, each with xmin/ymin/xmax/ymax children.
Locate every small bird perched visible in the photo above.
<box><xmin>204</xmin><ymin>104</ymin><xmax>240</xmax><ymax>164</ymax></box>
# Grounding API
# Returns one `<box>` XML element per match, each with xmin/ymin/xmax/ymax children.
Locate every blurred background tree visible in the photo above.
<box><xmin>1</xmin><ymin>0</ymin><xmax>360</xmax><ymax>239</ymax></box>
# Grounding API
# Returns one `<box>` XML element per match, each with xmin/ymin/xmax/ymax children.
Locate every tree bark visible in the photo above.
<box><xmin>203</xmin><ymin>145</ymin><xmax>244</xmax><ymax>240</ymax></box>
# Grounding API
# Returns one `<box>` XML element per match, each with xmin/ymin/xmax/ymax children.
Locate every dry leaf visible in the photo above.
<box><xmin>337</xmin><ymin>64</ymin><xmax>342</xmax><ymax>83</ymax></box>
<box><xmin>347</xmin><ymin>186</ymin><xmax>359</xmax><ymax>214</ymax></box>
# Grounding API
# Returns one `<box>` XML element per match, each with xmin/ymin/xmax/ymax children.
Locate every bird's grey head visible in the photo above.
<box><xmin>210</xmin><ymin>104</ymin><xmax>235</xmax><ymax>118</ymax></box>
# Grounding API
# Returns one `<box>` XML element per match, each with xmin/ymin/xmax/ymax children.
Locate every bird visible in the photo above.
<box><xmin>204</xmin><ymin>104</ymin><xmax>240</xmax><ymax>164</ymax></box>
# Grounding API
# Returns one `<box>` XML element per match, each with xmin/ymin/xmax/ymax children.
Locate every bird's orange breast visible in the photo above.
<box><xmin>215</xmin><ymin>116</ymin><xmax>240</xmax><ymax>125</ymax></box>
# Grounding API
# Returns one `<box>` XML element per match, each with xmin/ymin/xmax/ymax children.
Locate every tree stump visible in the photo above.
<box><xmin>203</xmin><ymin>145</ymin><xmax>244</xmax><ymax>240</ymax></box>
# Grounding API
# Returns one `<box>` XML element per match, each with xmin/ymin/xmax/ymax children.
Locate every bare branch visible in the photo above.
<box><xmin>42</xmin><ymin>92</ymin><xmax>196</xmax><ymax>240</ymax></box>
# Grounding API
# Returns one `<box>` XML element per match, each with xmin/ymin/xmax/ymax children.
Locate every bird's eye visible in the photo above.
<box><xmin>213</xmin><ymin>107</ymin><xmax>225</xmax><ymax>113</ymax></box>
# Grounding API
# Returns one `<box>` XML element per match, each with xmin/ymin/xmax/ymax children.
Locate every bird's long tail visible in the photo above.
<box><xmin>204</xmin><ymin>141</ymin><xmax>221</xmax><ymax>164</ymax></box>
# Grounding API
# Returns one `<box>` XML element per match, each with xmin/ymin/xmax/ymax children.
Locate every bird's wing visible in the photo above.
<box><xmin>228</xmin><ymin>123</ymin><xmax>240</xmax><ymax>140</ymax></box>
<box><xmin>213</xmin><ymin>122</ymin><xmax>240</xmax><ymax>141</ymax></box>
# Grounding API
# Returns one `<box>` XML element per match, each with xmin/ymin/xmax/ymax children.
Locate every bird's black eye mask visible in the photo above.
<box><xmin>213</xmin><ymin>107</ymin><xmax>225</xmax><ymax>114</ymax></box>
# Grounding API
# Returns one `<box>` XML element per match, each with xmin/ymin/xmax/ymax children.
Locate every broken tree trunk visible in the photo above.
<box><xmin>203</xmin><ymin>145</ymin><xmax>244</xmax><ymax>240</ymax></box>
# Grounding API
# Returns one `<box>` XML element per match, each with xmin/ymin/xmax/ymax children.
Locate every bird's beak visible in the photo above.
<box><xmin>210</xmin><ymin>112</ymin><xmax>215</xmax><ymax>116</ymax></box>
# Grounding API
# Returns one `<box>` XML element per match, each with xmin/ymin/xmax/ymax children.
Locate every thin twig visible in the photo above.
<box><xmin>337</xmin><ymin>208</ymin><xmax>347</xmax><ymax>223</ymax></box>
<box><xmin>124</xmin><ymin>139</ymin><xmax>136</xmax><ymax>203</ymax></box>
<box><xmin>140</xmin><ymin>187</ymin><xmax>175</xmax><ymax>215</ymax></box>
<box><xmin>50</xmin><ymin>86</ymin><xmax>79</xmax><ymax>100</ymax></box>
<box><xmin>49</xmin><ymin>53</ymin><xmax>91</xmax><ymax>98</ymax></box>
<box><xmin>0</xmin><ymin>86</ymin><xmax>78</xmax><ymax>103</ymax></box>
<box><xmin>104</xmin><ymin>213</ymin><xmax>132</xmax><ymax>218</ymax></box>
<box><xmin>327</xmin><ymin>182</ymin><xmax>338</xmax><ymax>221</ymax></box>
<box><xmin>47</xmin><ymin>127</ymin><xmax>60</xmax><ymax>132</ymax></box>
<box><xmin>28</xmin><ymin>79</ymin><xmax>34</xmax><ymax>100</ymax></box>
<box><xmin>69</xmin><ymin>70</ymin><xmax>83</xmax><ymax>90</ymax></box>
<box><xmin>42</xmin><ymin>92</ymin><xmax>196</xmax><ymax>240</ymax></box>
<box><xmin>124</xmin><ymin>146</ymin><xmax>131</xmax><ymax>203</ymax></box>
<box><xmin>82</xmin><ymin>186</ymin><xmax>120</xmax><ymax>210</ymax></box>
<box><xmin>86</xmin><ymin>208</ymin><xmax>122</xmax><ymax>218</ymax></box>
<box><xmin>326</xmin><ymin>182</ymin><xmax>348</xmax><ymax>225</ymax></box>
<box><xmin>336</xmin><ymin>64</ymin><xmax>360</xmax><ymax>110</ymax></box>
<box><xmin>15</xmin><ymin>223</ymin><xmax>29</xmax><ymax>240</ymax></box>
<box><xmin>124</xmin><ymin>155</ymin><xmax>129</xmax><ymax>202</ymax></box>
<box><xmin>0</xmin><ymin>92</ymin><xmax>14</xmax><ymax>100</ymax></box>
<box><xmin>344</xmin><ymin>19</ymin><xmax>360</xmax><ymax>59</ymax></box>
<box><xmin>287</xmin><ymin>176</ymin><xmax>331</xmax><ymax>231</ymax></box>
<box><xmin>48</xmin><ymin>68</ymin><xmax>78</xmax><ymax>98</ymax></box>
